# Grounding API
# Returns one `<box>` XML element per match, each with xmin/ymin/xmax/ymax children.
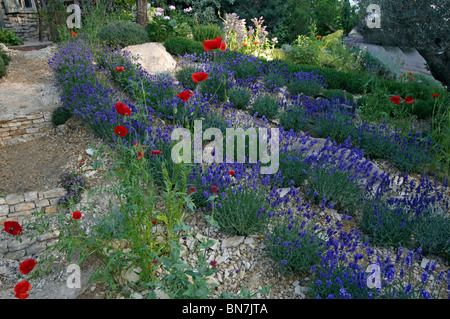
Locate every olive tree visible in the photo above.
<box><xmin>356</xmin><ymin>0</ymin><xmax>450</xmax><ymax>91</ymax></box>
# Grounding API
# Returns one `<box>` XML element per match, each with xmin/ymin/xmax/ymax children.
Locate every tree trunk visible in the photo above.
<box><xmin>33</xmin><ymin>0</ymin><xmax>43</xmax><ymax>42</ymax></box>
<box><xmin>418</xmin><ymin>48</ymin><xmax>450</xmax><ymax>92</ymax></box>
<box><xmin>136</xmin><ymin>0</ymin><xmax>148</xmax><ymax>28</ymax></box>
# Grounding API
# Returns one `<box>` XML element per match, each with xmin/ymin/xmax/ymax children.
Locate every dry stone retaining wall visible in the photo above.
<box><xmin>0</xmin><ymin>111</ymin><xmax>52</xmax><ymax>146</ymax></box>
<box><xmin>0</xmin><ymin>187</ymin><xmax>65</xmax><ymax>260</ymax></box>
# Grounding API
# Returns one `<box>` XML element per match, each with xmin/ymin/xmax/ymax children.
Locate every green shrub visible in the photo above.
<box><xmin>164</xmin><ymin>37</ymin><xmax>205</xmax><ymax>56</ymax></box>
<box><xmin>175</xmin><ymin>66</ymin><xmax>199</xmax><ymax>91</ymax></box>
<box><xmin>193</xmin><ymin>23</ymin><xmax>223</xmax><ymax>43</ymax></box>
<box><xmin>322</xmin><ymin>89</ymin><xmax>355</xmax><ymax>103</ymax></box>
<box><xmin>279</xmin><ymin>105</ymin><xmax>309</xmax><ymax>133</ymax></box>
<box><xmin>266</xmin><ymin>217</ymin><xmax>325</xmax><ymax>275</ymax></box>
<box><xmin>286</xmin><ymin>79</ymin><xmax>323</xmax><ymax>96</ymax></box>
<box><xmin>360</xmin><ymin>200</ymin><xmax>412</xmax><ymax>247</ymax></box>
<box><xmin>251</xmin><ymin>95</ymin><xmax>279</xmax><ymax>120</ymax></box>
<box><xmin>52</xmin><ymin>106</ymin><xmax>73</xmax><ymax>126</ymax></box>
<box><xmin>306</xmin><ymin>165</ymin><xmax>364</xmax><ymax>216</ymax></box>
<box><xmin>198</xmin><ymin>73</ymin><xmax>227</xmax><ymax>102</ymax></box>
<box><xmin>228</xmin><ymin>87</ymin><xmax>251</xmax><ymax>110</ymax></box>
<box><xmin>413</xmin><ymin>213</ymin><xmax>450</xmax><ymax>262</ymax></box>
<box><xmin>263</xmin><ymin>72</ymin><xmax>288</xmax><ymax>91</ymax></box>
<box><xmin>0</xmin><ymin>29</ymin><xmax>23</xmax><ymax>46</ymax></box>
<box><xmin>276</xmin><ymin>150</ymin><xmax>309</xmax><ymax>187</ymax></box>
<box><xmin>314</xmin><ymin>110</ymin><xmax>354</xmax><ymax>144</ymax></box>
<box><xmin>410</xmin><ymin>99</ymin><xmax>434</xmax><ymax>119</ymax></box>
<box><xmin>233</xmin><ymin>62</ymin><xmax>260</xmax><ymax>81</ymax></box>
<box><xmin>288</xmin><ymin>35</ymin><xmax>321</xmax><ymax>65</ymax></box>
<box><xmin>97</xmin><ymin>21</ymin><xmax>149</xmax><ymax>49</ymax></box>
<box><xmin>213</xmin><ymin>186</ymin><xmax>269</xmax><ymax>236</ymax></box>
<box><xmin>0</xmin><ymin>55</ymin><xmax>6</xmax><ymax>78</ymax></box>
<box><xmin>0</xmin><ymin>51</ymin><xmax>10</xmax><ymax>66</ymax></box>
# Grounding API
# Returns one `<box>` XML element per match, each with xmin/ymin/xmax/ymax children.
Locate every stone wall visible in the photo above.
<box><xmin>0</xmin><ymin>5</ymin><xmax>40</xmax><ymax>41</ymax></box>
<box><xmin>0</xmin><ymin>111</ymin><xmax>53</xmax><ymax>147</ymax></box>
<box><xmin>0</xmin><ymin>188</ymin><xmax>65</xmax><ymax>260</ymax></box>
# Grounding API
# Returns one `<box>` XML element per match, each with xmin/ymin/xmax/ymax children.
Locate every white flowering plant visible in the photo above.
<box><xmin>147</xmin><ymin>5</ymin><xmax>195</xmax><ymax>42</ymax></box>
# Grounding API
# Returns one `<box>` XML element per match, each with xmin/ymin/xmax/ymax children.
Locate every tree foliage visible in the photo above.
<box><xmin>356</xmin><ymin>0</ymin><xmax>450</xmax><ymax>90</ymax></box>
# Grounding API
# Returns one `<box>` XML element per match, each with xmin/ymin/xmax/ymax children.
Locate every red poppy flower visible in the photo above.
<box><xmin>14</xmin><ymin>280</ymin><xmax>31</xmax><ymax>299</ymax></box>
<box><xmin>137</xmin><ymin>150</ymin><xmax>144</xmax><ymax>160</ymax></box>
<box><xmin>253</xmin><ymin>41</ymin><xmax>259</xmax><ymax>45</ymax></box>
<box><xmin>410</xmin><ymin>77</ymin><xmax>414</xmax><ymax>81</ymax></box>
<box><xmin>192</xmin><ymin>72</ymin><xmax>209</xmax><ymax>83</ymax></box>
<box><xmin>404</xmin><ymin>96</ymin><xmax>415</xmax><ymax>104</ymax></box>
<box><xmin>72</xmin><ymin>211</ymin><xmax>82</xmax><ymax>219</ymax></box>
<box><xmin>408</xmin><ymin>72</ymin><xmax>413</xmax><ymax>75</ymax></box>
<box><xmin>115</xmin><ymin>102</ymin><xmax>131</xmax><ymax>116</ymax></box>
<box><xmin>151</xmin><ymin>258</ymin><xmax>158</xmax><ymax>264</ymax></box>
<box><xmin>202</xmin><ymin>37</ymin><xmax>226</xmax><ymax>51</ymax></box>
<box><xmin>3</xmin><ymin>221</ymin><xmax>23</xmax><ymax>236</ymax></box>
<box><xmin>210</xmin><ymin>260</ymin><xmax>217</xmax><ymax>269</ymax></box>
<box><xmin>229</xmin><ymin>170</ymin><xmax>235</xmax><ymax>176</ymax></box>
<box><xmin>152</xmin><ymin>219</ymin><xmax>157</xmax><ymax>225</ymax></box>
<box><xmin>114</xmin><ymin>125</ymin><xmax>127</xmax><ymax>137</ymax></box>
<box><xmin>243</xmin><ymin>43</ymin><xmax>247</xmax><ymax>47</ymax></box>
<box><xmin>188</xmin><ymin>186</ymin><xmax>197</xmax><ymax>194</ymax></box>
<box><xmin>177</xmin><ymin>90</ymin><xmax>194</xmax><ymax>102</ymax></box>
<box><xmin>19</xmin><ymin>259</ymin><xmax>37</xmax><ymax>275</ymax></box>
<box><xmin>150</xmin><ymin>149</ymin><xmax>162</xmax><ymax>155</ymax></box>
<box><xmin>316</xmin><ymin>35</ymin><xmax>322</xmax><ymax>39</ymax></box>
<box><xmin>433</xmin><ymin>93</ymin><xmax>440</xmax><ymax>98</ymax></box>
<box><xmin>211</xmin><ymin>186</ymin><xmax>218</xmax><ymax>195</ymax></box>
<box><xmin>70</xmin><ymin>30</ymin><xmax>77</xmax><ymax>38</ymax></box>
<box><xmin>390</xmin><ymin>96</ymin><xmax>402</xmax><ymax>104</ymax></box>
<box><xmin>114</xmin><ymin>66</ymin><xmax>125</xmax><ymax>72</ymax></box>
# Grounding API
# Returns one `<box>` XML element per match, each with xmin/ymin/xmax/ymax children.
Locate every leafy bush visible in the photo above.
<box><xmin>314</xmin><ymin>110</ymin><xmax>355</xmax><ymax>144</ymax></box>
<box><xmin>322</xmin><ymin>89</ymin><xmax>355</xmax><ymax>103</ymax></box>
<box><xmin>163</xmin><ymin>37</ymin><xmax>204</xmax><ymax>56</ymax></box>
<box><xmin>279</xmin><ymin>105</ymin><xmax>309</xmax><ymax>133</ymax></box>
<box><xmin>361</xmin><ymin>200</ymin><xmax>412</xmax><ymax>247</ymax></box>
<box><xmin>251</xmin><ymin>95</ymin><xmax>279</xmax><ymax>120</ymax></box>
<box><xmin>198</xmin><ymin>73</ymin><xmax>228</xmax><ymax>102</ymax></box>
<box><xmin>175</xmin><ymin>66</ymin><xmax>199</xmax><ymax>91</ymax></box>
<box><xmin>233</xmin><ymin>62</ymin><xmax>260</xmax><ymax>81</ymax></box>
<box><xmin>0</xmin><ymin>51</ymin><xmax>10</xmax><ymax>66</ymax></box>
<box><xmin>228</xmin><ymin>87</ymin><xmax>251</xmax><ymax>110</ymax></box>
<box><xmin>0</xmin><ymin>29</ymin><xmax>24</xmax><ymax>46</ymax></box>
<box><xmin>52</xmin><ymin>106</ymin><xmax>73</xmax><ymax>126</ymax></box>
<box><xmin>213</xmin><ymin>186</ymin><xmax>269</xmax><ymax>236</ymax></box>
<box><xmin>266</xmin><ymin>218</ymin><xmax>325</xmax><ymax>275</ymax></box>
<box><xmin>305</xmin><ymin>165</ymin><xmax>364</xmax><ymax>216</ymax></box>
<box><xmin>97</xmin><ymin>21</ymin><xmax>149</xmax><ymax>49</ymax></box>
<box><xmin>289</xmin><ymin>35</ymin><xmax>321</xmax><ymax>65</ymax></box>
<box><xmin>0</xmin><ymin>55</ymin><xmax>6</xmax><ymax>79</ymax></box>
<box><xmin>276</xmin><ymin>150</ymin><xmax>309</xmax><ymax>187</ymax></box>
<box><xmin>193</xmin><ymin>23</ymin><xmax>223</xmax><ymax>42</ymax></box>
<box><xmin>263</xmin><ymin>72</ymin><xmax>287</xmax><ymax>91</ymax></box>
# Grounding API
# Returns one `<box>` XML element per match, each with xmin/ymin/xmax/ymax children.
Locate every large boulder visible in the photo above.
<box><xmin>122</xmin><ymin>42</ymin><xmax>176</xmax><ymax>75</ymax></box>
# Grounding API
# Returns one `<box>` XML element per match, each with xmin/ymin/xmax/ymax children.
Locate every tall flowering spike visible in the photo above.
<box><xmin>192</xmin><ymin>71</ymin><xmax>209</xmax><ymax>83</ymax></box>
<box><xmin>115</xmin><ymin>102</ymin><xmax>131</xmax><ymax>116</ymax></box>
<box><xmin>177</xmin><ymin>90</ymin><xmax>194</xmax><ymax>102</ymax></box>
<box><xmin>3</xmin><ymin>221</ymin><xmax>23</xmax><ymax>236</ymax></box>
<box><xmin>19</xmin><ymin>259</ymin><xmax>37</xmax><ymax>275</ymax></box>
<box><xmin>203</xmin><ymin>37</ymin><xmax>226</xmax><ymax>51</ymax></box>
<box><xmin>114</xmin><ymin>125</ymin><xmax>128</xmax><ymax>137</ymax></box>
